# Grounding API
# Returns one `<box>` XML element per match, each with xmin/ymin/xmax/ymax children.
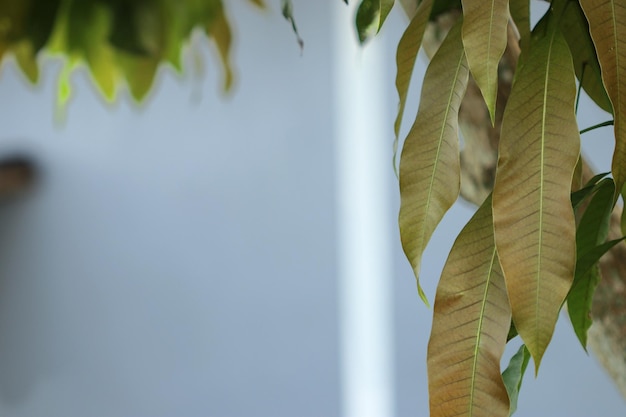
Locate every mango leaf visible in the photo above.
<box><xmin>280</xmin><ymin>0</ymin><xmax>303</xmax><ymax>50</ymax></box>
<box><xmin>492</xmin><ymin>13</ymin><xmax>580</xmax><ymax>372</ymax></box>
<box><xmin>568</xmin><ymin>265</ymin><xmax>601</xmax><ymax>351</ymax></box>
<box><xmin>560</xmin><ymin>0</ymin><xmax>612</xmax><ymax>114</ymax></box>
<box><xmin>577</xmin><ymin>238</ymin><xmax>625</xmax><ymax>280</ymax></box>
<box><xmin>622</xmin><ymin>185</ymin><xmax>626</xmax><ymax>236</ymax></box>
<box><xmin>571</xmin><ymin>172</ymin><xmax>611</xmax><ymax>209</ymax></box>
<box><xmin>502</xmin><ymin>344</ymin><xmax>531</xmax><ymax>417</ymax></box>
<box><xmin>510</xmin><ymin>0</ymin><xmax>530</xmax><ymax>53</ymax></box>
<box><xmin>568</xmin><ymin>178</ymin><xmax>615</xmax><ymax>349</ymax></box>
<box><xmin>398</xmin><ymin>18</ymin><xmax>469</xmax><ymax>306</ymax></box>
<box><xmin>1</xmin><ymin>0</ymin><xmax>234</xmax><ymax>106</ymax></box>
<box><xmin>428</xmin><ymin>194</ymin><xmax>511</xmax><ymax>417</ymax></box>
<box><xmin>355</xmin><ymin>0</ymin><xmax>395</xmax><ymax>44</ymax></box>
<box><xmin>393</xmin><ymin>0</ymin><xmax>434</xmax><ymax>174</ymax></box>
<box><xmin>460</xmin><ymin>0</ymin><xmax>509</xmax><ymax>124</ymax></box>
<box><xmin>204</xmin><ymin>7</ymin><xmax>234</xmax><ymax>91</ymax></box>
<box><xmin>580</xmin><ymin>0</ymin><xmax>626</xmax><ymax>192</ymax></box>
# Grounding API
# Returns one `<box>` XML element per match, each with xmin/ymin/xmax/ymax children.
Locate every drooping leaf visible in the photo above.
<box><xmin>571</xmin><ymin>171</ymin><xmax>611</xmax><ymax>209</ymax></box>
<box><xmin>492</xmin><ymin>11</ymin><xmax>580</xmax><ymax>371</ymax></box>
<box><xmin>575</xmin><ymin>237</ymin><xmax>625</xmax><ymax>283</ymax></box>
<box><xmin>502</xmin><ymin>344</ymin><xmax>531</xmax><ymax>417</ymax></box>
<box><xmin>560</xmin><ymin>0</ymin><xmax>612</xmax><ymax>114</ymax></box>
<box><xmin>281</xmin><ymin>0</ymin><xmax>303</xmax><ymax>50</ymax></box>
<box><xmin>576</xmin><ymin>178</ymin><xmax>615</xmax><ymax>253</ymax></box>
<box><xmin>428</xmin><ymin>194</ymin><xmax>511</xmax><ymax>417</ymax></box>
<box><xmin>398</xmin><ymin>18</ymin><xmax>469</xmax><ymax>305</ymax></box>
<box><xmin>509</xmin><ymin>0</ymin><xmax>530</xmax><ymax>53</ymax></box>
<box><xmin>568</xmin><ymin>178</ymin><xmax>615</xmax><ymax>349</ymax></box>
<box><xmin>1</xmin><ymin>0</ymin><xmax>235</xmax><ymax>106</ymax></box>
<box><xmin>580</xmin><ymin>0</ymin><xmax>626</xmax><ymax>192</ymax></box>
<box><xmin>393</xmin><ymin>0</ymin><xmax>434</xmax><ymax>174</ymax></box>
<box><xmin>460</xmin><ymin>0</ymin><xmax>509</xmax><ymax>124</ymax></box>
<box><xmin>355</xmin><ymin>0</ymin><xmax>395</xmax><ymax>44</ymax></box>
<box><xmin>568</xmin><ymin>265</ymin><xmax>601</xmax><ymax>350</ymax></box>
<box><xmin>204</xmin><ymin>7</ymin><xmax>234</xmax><ymax>92</ymax></box>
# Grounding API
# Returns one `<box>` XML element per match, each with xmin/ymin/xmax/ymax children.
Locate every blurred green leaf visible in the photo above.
<box><xmin>356</xmin><ymin>0</ymin><xmax>394</xmax><ymax>43</ymax></box>
<box><xmin>502</xmin><ymin>344</ymin><xmax>531</xmax><ymax>416</ymax></box>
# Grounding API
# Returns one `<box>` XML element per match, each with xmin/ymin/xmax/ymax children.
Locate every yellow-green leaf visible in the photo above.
<box><xmin>205</xmin><ymin>8</ymin><xmax>233</xmax><ymax>92</ymax></box>
<box><xmin>428</xmin><ymin>194</ymin><xmax>511</xmax><ymax>417</ymax></box>
<box><xmin>393</xmin><ymin>0</ymin><xmax>434</xmax><ymax>174</ymax></box>
<box><xmin>399</xmin><ymin>18</ymin><xmax>469</xmax><ymax>305</ymax></box>
<box><xmin>509</xmin><ymin>0</ymin><xmax>530</xmax><ymax>53</ymax></box>
<box><xmin>561</xmin><ymin>1</ymin><xmax>612</xmax><ymax>114</ymax></box>
<box><xmin>580</xmin><ymin>0</ymin><xmax>626</xmax><ymax>192</ymax></box>
<box><xmin>492</xmin><ymin>21</ymin><xmax>579</xmax><ymax>371</ymax></box>
<box><xmin>461</xmin><ymin>0</ymin><xmax>509</xmax><ymax>124</ymax></box>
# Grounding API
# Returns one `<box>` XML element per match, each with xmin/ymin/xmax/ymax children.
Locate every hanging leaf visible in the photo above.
<box><xmin>393</xmin><ymin>0</ymin><xmax>434</xmax><ymax>174</ymax></box>
<box><xmin>509</xmin><ymin>0</ymin><xmax>530</xmax><ymax>53</ymax></box>
<box><xmin>502</xmin><ymin>344</ymin><xmax>531</xmax><ymax>417</ymax></box>
<box><xmin>560</xmin><ymin>1</ymin><xmax>612</xmax><ymax>114</ymax></box>
<box><xmin>460</xmin><ymin>0</ymin><xmax>509</xmax><ymax>124</ymax></box>
<box><xmin>355</xmin><ymin>0</ymin><xmax>395</xmax><ymax>44</ymax></box>
<box><xmin>428</xmin><ymin>194</ymin><xmax>511</xmax><ymax>417</ymax></box>
<box><xmin>281</xmin><ymin>0</ymin><xmax>303</xmax><ymax>50</ymax></box>
<box><xmin>492</xmin><ymin>10</ymin><xmax>580</xmax><ymax>372</ymax></box>
<box><xmin>571</xmin><ymin>172</ymin><xmax>611</xmax><ymax>209</ymax></box>
<box><xmin>580</xmin><ymin>0</ymin><xmax>626</xmax><ymax>192</ymax></box>
<box><xmin>398</xmin><ymin>18</ymin><xmax>469</xmax><ymax>306</ymax></box>
<box><xmin>568</xmin><ymin>178</ymin><xmax>616</xmax><ymax>349</ymax></box>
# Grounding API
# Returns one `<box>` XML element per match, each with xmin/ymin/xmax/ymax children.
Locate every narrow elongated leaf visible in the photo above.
<box><xmin>399</xmin><ymin>19</ymin><xmax>469</xmax><ymax>305</ymax></box>
<box><xmin>492</xmin><ymin>21</ymin><xmax>580</xmax><ymax>371</ymax></box>
<box><xmin>461</xmin><ymin>0</ymin><xmax>509</xmax><ymax>124</ymax></box>
<box><xmin>355</xmin><ymin>0</ymin><xmax>395</xmax><ymax>43</ymax></box>
<box><xmin>281</xmin><ymin>0</ymin><xmax>303</xmax><ymax>50</ymax></box>
<box><xmin>580</xmin><ymin>0</ymin><xmax>626</xmax><ymax>192</ymax></box>
<box><xmin>393</xmin><ymin>0</ymin><xmax>434</xmax><ymax>174</ymax></box>
<box><xmin>502</xmin><ymin>344</ymin><xmax>531</xmax><ymax>417</ymax></box>
<box><xmin>509</xmin><ymin>0</ymin><xmax>530</xmax><ymax>52</ymax></box>
<box><xmin>575</xmin><ymin>237</ymin><xmax>625</xmax><ymax>283</ymax></box>
<box><xmin>571</xmin><ymin>171</ymin><xmax>611</xmax><ymax>209</ymax></box>
<box><xmin>568</xmin><ymin>265</ymin><xmax>601</xmax><ymax>350</ymax></box>
<box><xmin>561</xmin><ymin>1</ymin><xmax>612</xmax><ymax>113</ymax></box>
<box><xmin>568</xmin><ymin>178</ymin><xmax>615</xmax><ymax>349</ymax></box>
<box><xmin>428</xmin><ymin>195</ymin><xmax>511</xmax><ymax>417</ymax></box>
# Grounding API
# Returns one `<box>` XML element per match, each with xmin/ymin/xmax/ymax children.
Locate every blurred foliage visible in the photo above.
<box><xmin>0</xmin><ymin>0</ymin><xmax>264</xmax><ymax>107</ymax></box>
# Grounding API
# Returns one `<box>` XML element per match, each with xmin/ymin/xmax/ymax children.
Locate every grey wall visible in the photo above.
<box><xmin>0</xmin><ymin>1</ymin><xmax>621</xmax><ymax>416</ymax></box>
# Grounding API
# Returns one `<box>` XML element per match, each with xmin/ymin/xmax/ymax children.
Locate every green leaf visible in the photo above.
<box><xmin>393</xmin><ymin>0</ymin><xmax>434</xmax><ymax>174</ymax></box>
<box><xmin>355</xmin><ymin>0</ymin><xmax>395</xmax><ymax>44</ymax></box>
<box><xmin>398</xmin><ymin>18</ymin><xmax>469</xmax><ymax>306</ymax></box>
<box><xmin>510</xmin><ymin>0</ymin><xmax>530</xmax><ymax>53</ymax></box>
<box><xmin>461</xmin><ymin>0</ymin><xmax>509</xmax><ymax>124</ymax></box>
<box><xmin>568</xmin><ymin>178</ymin><xmax>616</xmax><ymax>349</ymax></box>
<box><xmin>281</xmin><ymin>0</ymin><xmax>303</xmax><ymax>50</ymax></box>
<box><xmin>580</xmin><ymin>0</ymin><xmax>626</xmax><ymax>193</ymax></box>
<box><xmin>428</xmin><ymin>194</ymin><xmax>511</xmax><ymax>417</ymax></box>
<box><xmin>570</xmin><ymin>172</ymin><xmax>611</xmax><ymax>209</ymax></box>
<box><xmin>492</xmin><ymin>11</ymin><xmax>580</xmax><ymax>372</ymax></box>
<box><xmin>502</xmin><ymin>344</ymin><xmax>531</xmax><ymax>417</ymax></box>
<box><xmin>560</xmin><ymin>0</ymin><xmax>612</xmax><ymax>114</ymax></box>
<box><xmin>575</xmin><ymin>237</ymin><xmax>625</xmax><ymax>283</ymax></box>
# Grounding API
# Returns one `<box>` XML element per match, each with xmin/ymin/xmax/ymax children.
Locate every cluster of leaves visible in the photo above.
<box><xmin>354</xmin><ymin>0</ymin><xmax>626</xmax><ymax>415</ymax></box>
<box><xmin>0</xmin><ymin>0</ymin><xmax>268</xmax><ymax>108</ymax></box>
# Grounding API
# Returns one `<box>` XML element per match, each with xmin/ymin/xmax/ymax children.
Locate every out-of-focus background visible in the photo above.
<box><xmin>0</xmin><ymin>2</ymin><xmax>622</xmax><ymax>416</ymax></box>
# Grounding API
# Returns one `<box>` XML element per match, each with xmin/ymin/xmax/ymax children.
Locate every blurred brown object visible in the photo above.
<box><xmin>0</xmin><ymin>156</ymin><xmax>36</xmax><ymax>199</ymax></box>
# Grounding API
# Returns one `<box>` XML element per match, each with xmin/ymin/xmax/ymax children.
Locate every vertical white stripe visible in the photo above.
<box><xmin>333</xmin><ymin>5</ymin><xmax>394</xmax><ymax>417</ymax></box>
